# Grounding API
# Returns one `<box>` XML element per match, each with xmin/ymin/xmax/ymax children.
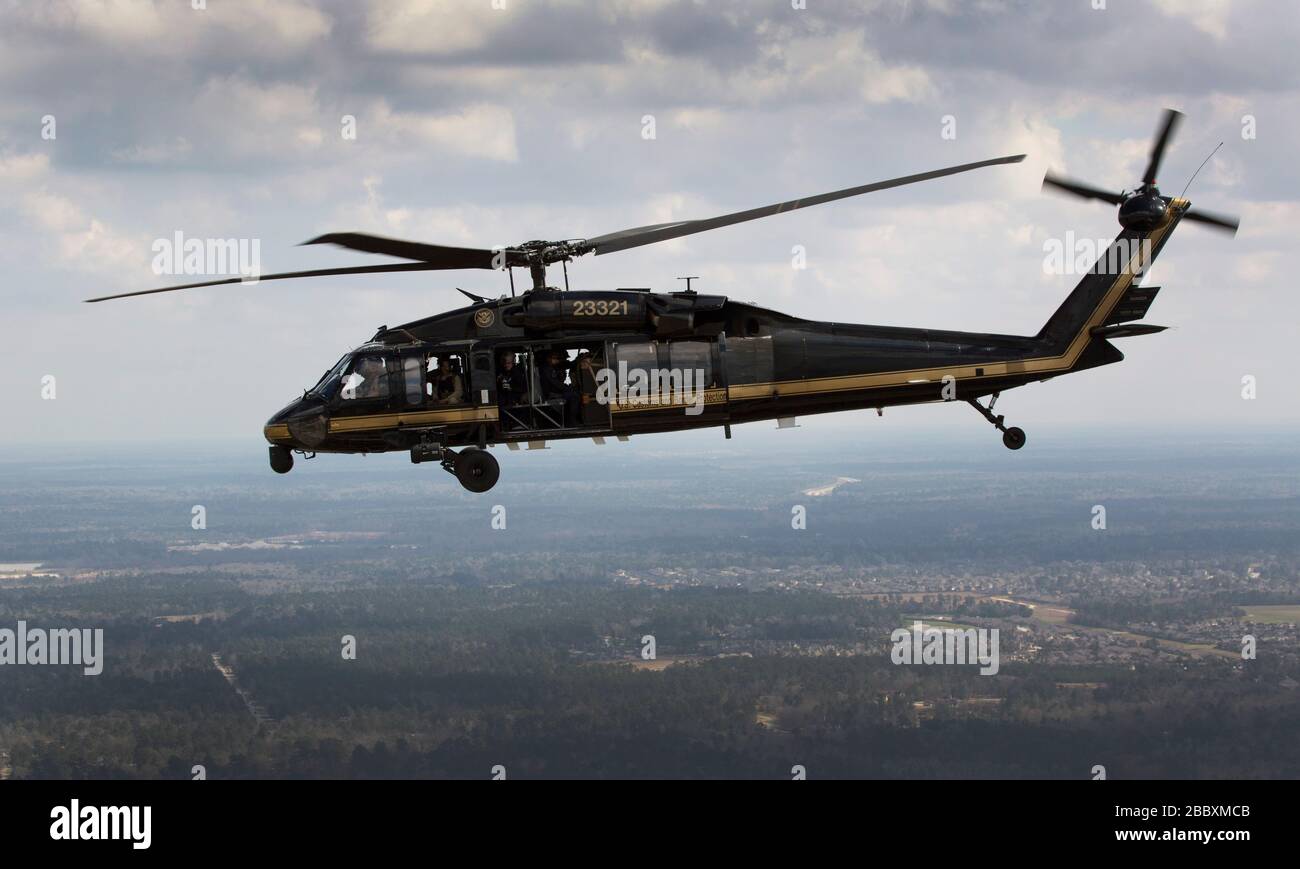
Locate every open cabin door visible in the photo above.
<box><xmin>490</xmin><ymin>342</ymin><xmax>614</xmax><ymax>436</ymax></box>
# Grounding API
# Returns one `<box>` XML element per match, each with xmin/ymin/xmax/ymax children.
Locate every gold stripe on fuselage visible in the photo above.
<box><xmin>328</xmin><ymin>405</ymin><xmax>499</xmax><ymax>433</ymax></box>
<box><xmin>609</xmin><ymin>388</ymin><xmax>728</xmax><ymax>413</ymax></box>
<box><xmin>264</xmin><ymin>406</ymin><xmax>498</xmax><ymax>441</ymax></box>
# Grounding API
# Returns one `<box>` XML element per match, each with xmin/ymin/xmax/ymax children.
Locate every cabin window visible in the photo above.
<box><xmin>403</xmin><ymin>357</ymin><xmax>424</xmax><ymax>406</ymax></box>
<box><xmin>725</xmin><ymin>335</ymin><xmax>774</xmax><ymax>385</ymax></box>
<box><xmin>615</xmin><ymin>340</ymin><xmax>657</xmax><ymax>384</ymax></box>
<box><xmin>427</xmin><ymin>353</ymin><xmax>467</xmax><ymax>406</ymax></box>
<box><xmin>668</xmin><ymin>340</ymin><xmax>715</xmax><ymax>390</ymax></box>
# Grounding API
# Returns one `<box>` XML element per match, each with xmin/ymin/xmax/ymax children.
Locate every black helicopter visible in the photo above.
<box><xmin>90</xmin><ymin>110</ymin><xmax>1237</xmax><ymax>493</ymax></box>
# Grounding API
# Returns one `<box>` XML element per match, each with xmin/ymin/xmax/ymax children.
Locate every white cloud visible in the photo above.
<box><xmin>1233</xmin><ymin>250</ymin><xmax>1279</xmax><ymax>284</ymax></box>
<box><xmin>110</xmin><ymin>138</ymin><xmax>193</xmax><ymax>165</ymax></box>
<box><xmin>21</xmin><ymin>189</ymin><xmax>148</xmax><ymax>276</ymax></box>
<box><xmin>0</xmin><ymin>151</ymin><xmax>50</xmax><ymax>181</ymax></box>
<box><xmin>860</xmin><ymin>64</ymin><xmax>934</xmax><ymax>105</ymax></box>
<box><xmin>670</xmin><ymin>108</ymin><xmax>729</xmax><ymax>132</ymax></box>
<box><xmin>996</xmin><ymin>110</ymin><xmax>1066</xmax><ymax>198</ymax></box>
<box><xmin>369</xmin><ymin>101</ymin><xmax>519</xmax><ymax>162</ymax></box>
<box><xmin>190</xmin><ymin>76</ymin><xmax>325</xmax><ymax>159</ymax></box>
<box><xmin>366</xmin><ymin>0</ymin><xmax>509</xmax><ymax>54</ymax></box>
<box><xmin>14</xmin><ymin>0</ymin><xmax>333</xmax><ymax>55</ymax></box>
<box><xmin>1238</xmin><ymin>201</ymin><xmax>1300</xmax><ymax>241</ymax></box>
<box><xmin>1152</xmin><ymin>0</ymin><xmax>1232</xmax><ymax>40</ymax></box>
<box><xmin>730</xmin><ymin>30</ymin><xmax>936</xmax><ymax>107</ymax></box>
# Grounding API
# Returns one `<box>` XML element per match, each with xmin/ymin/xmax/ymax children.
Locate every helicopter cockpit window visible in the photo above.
<box><xmin>347</xmin><ymin>355</ymin><xmax>391</xmax><ymax>401</ymax></box>
<box><xmin>309</xmin><ymin>354</ymin><xmax>352</xmax><ymax>401</ymax></box>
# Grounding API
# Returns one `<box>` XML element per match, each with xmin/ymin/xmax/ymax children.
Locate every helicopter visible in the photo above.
<box><xmin>89</xmin><ymin>110</ymin><xmax>1238</xmax><ymax>493</ymax></box>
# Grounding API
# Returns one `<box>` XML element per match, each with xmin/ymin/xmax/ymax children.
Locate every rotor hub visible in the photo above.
<box><xmin>1118</xmin><ymin>190</ymin><xmax>1168</xmax><ymax>232</ymax></box>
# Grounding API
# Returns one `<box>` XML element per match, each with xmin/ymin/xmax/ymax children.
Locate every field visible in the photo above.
<box><xmin>1241</xmin><ymin>605</ymin><xmax>1300</xmax><ymax>625</ymax></box>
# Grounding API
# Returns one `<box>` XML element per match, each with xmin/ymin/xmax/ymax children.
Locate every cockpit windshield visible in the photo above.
<box><xmin>308</xmin><ymin>354</ymin><xmax>351</xmax><ymax>400</ymax></box>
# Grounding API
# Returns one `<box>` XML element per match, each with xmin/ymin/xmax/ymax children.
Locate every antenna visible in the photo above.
<box><xmin>1180</xmin><ymin>141</ymin><xmax>1223</xmax><ymax>199</ymax></box>
<box><xmin>677</xmin><ymin>276</ymin><xmax>700</xmax><ymax>293</ymax></box>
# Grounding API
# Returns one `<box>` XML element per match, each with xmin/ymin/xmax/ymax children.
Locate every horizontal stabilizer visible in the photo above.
<box><xmin>1104</xmin><ymin>285</ymin><xmax>1161</xmax><ymax>325</ymax></box>
<box><xmin>1090</xmin><ymin>323</ymin><xmax>1168</xmax><ymax>339</ymax></box>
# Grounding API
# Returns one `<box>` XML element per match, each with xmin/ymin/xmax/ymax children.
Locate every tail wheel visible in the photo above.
<box><xmin>453</xmin><ymin>448</ymin><xmax>500</xmax><ymax>493</ymax></box>
<box><xmin>1002</xmin><ymin>427</ymin><xmax>1027</xmax><ymax>450</ymax></box>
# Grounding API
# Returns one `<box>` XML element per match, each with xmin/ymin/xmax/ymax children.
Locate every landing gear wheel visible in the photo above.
<box><xmin>269</xmin><ymin>445</ymin><xmax>294</xmax><ymax>474</ymax></box>
<box><xmin>968</xmin><ymin>394</ymin><xmax>1027</xmax><ymax>451</ymax></box>
<box><xmin>453</xmin><ymin>448</ymin><xmax>500</xmax><ymax>493</ymax></box>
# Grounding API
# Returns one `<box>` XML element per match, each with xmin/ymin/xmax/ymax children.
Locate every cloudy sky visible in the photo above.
<box><xmin>2</xmin><ymin>0</ymin><xmax>1297</xmax><ymax>448</ymax></box>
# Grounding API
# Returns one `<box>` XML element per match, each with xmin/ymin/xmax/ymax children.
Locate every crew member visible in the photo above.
<box><xmin>430</xmin><ymin>357</ymin><xmax>464</xmax><ymax>405</ymax></box>
<box><xmin>497</xmin><ymin>353</ymin><xmax>528</xmax><ymax>406</ymax></box>
<box><xmin>540</xmin><ymin>349</ymin><xmax>580</xmax><ymax>424</ymax></box>
<box><xmin>575</xmin><ymin>351</ymin><xmax>602</xmax><ymax>425</ymax></box>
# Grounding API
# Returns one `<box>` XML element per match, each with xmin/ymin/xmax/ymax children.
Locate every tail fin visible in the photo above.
<box><xmin>1036</xmin><ymin>199</ymin><xmax>1187</xmax><ymax>353</ymax></box>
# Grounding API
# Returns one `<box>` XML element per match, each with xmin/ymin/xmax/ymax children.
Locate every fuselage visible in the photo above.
<box><xmin>263</xmin><ymin>288</ymin><xmax>1107</xmax><ymax>456</ymax></box>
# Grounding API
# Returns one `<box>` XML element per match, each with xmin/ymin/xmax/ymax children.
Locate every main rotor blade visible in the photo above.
<box><xmin>1183</xmin><ymin>207</ymin><xmax>1240</xmax><ymax>235</ymax></box>
<box><xmin>303</xmin><ymin>233</ymin><xmax>519</xmax><ymax>269</ymax></box>
<box><xmin>1143</xmin><ymin>108</ymin><xmax>1183</xmax><ymax>185</ymax></box>
<box><xmin>84</xmin><ymin>262</ymin><xmax>450</xmax><ymax>303</ymax></box>
<box><xmin>1042</xmin><ymin>172</ymin><xmax>1125</xmax><ymax>205</ymax></box>
<box><xmin>582</xmin><ymin>154</ymin><xmax>1026</xmax><ymax>257</ymax></box>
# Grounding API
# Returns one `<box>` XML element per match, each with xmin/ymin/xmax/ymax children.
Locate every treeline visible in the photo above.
<box><xmin>1069</xmin><ymin>597</ymin><xmax>1241</xmax><ymax>628</ymax></box>
<box><xmin>7</xmin><ymin>655</ymin><xmax>1300</xmax><ymax>779</ymax></box>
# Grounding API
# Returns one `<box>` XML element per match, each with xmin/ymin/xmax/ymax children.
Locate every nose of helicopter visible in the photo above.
<box><xmin>264</xmin><ymin>396</ymin><xmax>330</xmax><ymax>449</ymax></box>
